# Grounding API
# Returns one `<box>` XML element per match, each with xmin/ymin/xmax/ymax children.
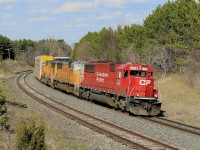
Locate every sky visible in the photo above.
<box><xmin>0</xmin><ymin>0</ymin><xmax>171</xmax><ymax>46</ymax></box>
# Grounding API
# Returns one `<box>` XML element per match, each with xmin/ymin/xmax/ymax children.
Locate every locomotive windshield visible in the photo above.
<box><xmin>130</xmin><ymin>70</ymin><xmax>146</xmax><ymax>77</ymax></box>
<box><xmin>73</xmin><ymin>64</ymin><xmax>84</xmax><ymax>70</ymax></box>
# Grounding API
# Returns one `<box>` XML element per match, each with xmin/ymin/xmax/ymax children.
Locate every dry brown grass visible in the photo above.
<box><xmin>0</xmin><ymin>81</ymin><xmax>91</xmax><ymax>150</ymax></box>
<box><xmin>0</xmin><ymin>59</ymin><xmax>32</xmax><ymax>78</ymax></box>
<box><xmin>157</xmin><ymin>74</ymin><xmax>200</xmax><ymax>126</ymax></box>
<box><xmin>0</xmin><ymin>59</ymin><xmax>90</xmax><ymax>149</ymax></box>
<box><xmin>0</xmin><ymin>60</ymin><xmax>91</xmax><ymax>150</ymax></box>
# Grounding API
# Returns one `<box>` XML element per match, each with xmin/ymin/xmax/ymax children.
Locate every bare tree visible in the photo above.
<box><xmin>147</xmin><ymin>46</ymin><xmax>174</xmax><ymax>77</ymax></box>
<box><xmin>34</xmin><ymin>38</ymin><xmax>71</xmax><ymax>57</ymax></box>
<box><xmin>76</xmin><ymin>41</ymin><xmax>93</xmax><ymax>61</ymax></box>
<box><xmin>122</xmin><ymin>49</ymin><xmax>140</xmax><ymax>63</ymax></box>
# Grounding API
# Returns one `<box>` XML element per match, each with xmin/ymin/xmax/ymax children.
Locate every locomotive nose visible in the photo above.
<box><xmin>132</xmin><ymin>78</ymin><xmax>154</xmax><ymax>97</ymax></box>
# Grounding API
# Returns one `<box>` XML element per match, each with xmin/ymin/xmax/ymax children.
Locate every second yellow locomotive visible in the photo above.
<box><xmin>35</xmin><ymin>56</ymin><xmax>84</xmax><ymax>96</ymax></box>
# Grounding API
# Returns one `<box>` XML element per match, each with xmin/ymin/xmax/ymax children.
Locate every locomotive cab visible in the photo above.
<box><xmin>115</xmin><ymin>64</ymin><xmax>156</xmax><ymax>97</ymax></box>
<box><xmin>115</xmin><ymin>64</ymin><xmax>161</xmax><ymax>116</ymax></box>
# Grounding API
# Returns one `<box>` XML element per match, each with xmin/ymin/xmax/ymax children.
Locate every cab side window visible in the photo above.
<box><xmin>124</xmin><ymin>70</ymin><xmax>128</xmax><ymax>78</ymax></box>
<box><xmin>148</xmin><ymin>72</ymin><xmax>153</xmax><ymax>77</ymax></box>
<box><xmin>140</xmin><ymin>71</ymin><xmax>146</xmax><ymax>77</ymax></box>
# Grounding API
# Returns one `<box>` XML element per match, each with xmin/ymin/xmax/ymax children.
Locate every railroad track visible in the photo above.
<box><xmin>157</xmin><ymin>117</ymin><xmax>200</xmax><ymax>131</ymax></box>
<box><xmin>138</xmin><ymin>116</ymin><xmax>200</xmax><ymax>137</ymax></box>
<box><xmin>17</xmin><ymin>72</ymin><xmax>178</xmax><ymax>150</ymax></box>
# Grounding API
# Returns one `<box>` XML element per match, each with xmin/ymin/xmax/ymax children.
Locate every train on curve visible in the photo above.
<box><xmin>34</xmin><ymin>55</ymin><xmax>161</xmax><ymax>116</ymax></box>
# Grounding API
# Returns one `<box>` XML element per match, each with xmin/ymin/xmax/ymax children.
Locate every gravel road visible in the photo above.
<box><xmin>16</xmin><ymin>73</ymin><xmax>200</xmax><ymax>150</ymax></box>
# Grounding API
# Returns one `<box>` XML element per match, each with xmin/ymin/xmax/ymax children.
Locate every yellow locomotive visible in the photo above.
<box><xmin>34</xmin><ymin>55</ymin><xmax>54</xmax><ymax>80</ymax></box>
<box><xmin>34</xmin><ymin>56</ymin><xmax>84</xmax><ymax>96</ymax></box>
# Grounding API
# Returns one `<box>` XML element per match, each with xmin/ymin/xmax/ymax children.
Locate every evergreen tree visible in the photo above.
<box><xmin>0</xmin><ymin>35</ymin><xmax>15</xmax><ymax>60</ymax></box>
<box><xmin>144</xmin><ymin>0</ymin><xmax>200</xmax><ymax>71</ymax></box>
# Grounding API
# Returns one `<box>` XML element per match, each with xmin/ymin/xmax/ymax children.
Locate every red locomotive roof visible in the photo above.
<box><xmin>117</xmin><ymin>64</ymin><xmax>129</xmax><ymax>70</ymax></box>
<box><xmin>117</xmin><ymin>64</ymin><xmax>152</xmax><ymax>70</ymax></box>
<box><xmin>87</xmin><ymin>61</ymin><xmax>110</xmax><ymax>63</ymax></box>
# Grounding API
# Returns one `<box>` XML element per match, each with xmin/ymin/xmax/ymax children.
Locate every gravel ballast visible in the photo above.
<box><xmin>24</xmin><ymin>73</ymin><xmax>200</xmax><ymax>150</ymax></box>
<box><xmin>11</xmin><ymin>74</ymin><xmax>134</xmax><ymax>150</ymax></box>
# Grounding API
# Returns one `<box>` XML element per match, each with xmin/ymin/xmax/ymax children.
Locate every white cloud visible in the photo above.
<box><xmin>54</xmin><ymin>1</ymin><xmax>97</xmax><ymax>13</ymax></box>
<box><xmin>0</xmin><ymin>13</ymin><xmax>17</xmax><ymax>27</ymax></box>
<box><xmin>28</xmin><ymin>16</ymin><xmax>54</xmax><ymax>24</ymax></box>
<box><xmin>30</xmin><ymin>7</ymin><xmax>52</xmax><ymax>14</ymax></box>
<box><xmin>1</xmin><ymin>13</ymin><xmax>12</xmax><ymax>18</ymax></box>
<box><xmin>125</xmin><ymin>14</ymin><xmax>143</xmax><ymax>24</ymax></box>
<box><xmin>98</xmin><ymin>0</ymin><xmax>146</xmax><ymax>7</ymax></box>
<box><xmin>28</xmin><ymin>0</ymin><xmax>57</xmax><ymax>2</ymax></box>
<box><xmin>95</xmin><ymin>12</ymin><xmax>122</xmax><ymax>20</ymax></box>
<box><xmin>0</xmin><ymin>0</ymin><xmax>16</xmax><ymax>3</ymax></box>
<box><xmin>54</xmin><ymin>0</ymin><xmax>146</xmax><ymax>13</ymax></box>
<box><xmin>4</xmin><ymin>5</ymin><xmax>13</xmax><ymax>10</ymax></box>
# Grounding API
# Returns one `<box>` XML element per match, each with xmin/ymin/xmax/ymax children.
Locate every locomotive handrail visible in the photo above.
<box><xmin>127</xmin><ymin>76</ymin><xmax>135</xmax><ymax>96</ymax></box>
<box><xmin>129</xmin><ymin>86</ymin><xmax>135</xmax><ymax>96</ymax></box>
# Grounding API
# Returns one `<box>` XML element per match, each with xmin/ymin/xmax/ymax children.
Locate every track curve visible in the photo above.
<box><xmin>17</xmin><ymin>72</ymin><xmax>178</xmax><ymax>150</ymax></box>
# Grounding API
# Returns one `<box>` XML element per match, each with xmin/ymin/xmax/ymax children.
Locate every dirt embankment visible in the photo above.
<box><xmin>0</xmin><ymin>59</ymin><xmax>32</xmax><ymax>79</ymax></box>
<box><xmin>157</xmin><ymin>75</ymin><xmax>200</xmax><ymax>126</ymax></box>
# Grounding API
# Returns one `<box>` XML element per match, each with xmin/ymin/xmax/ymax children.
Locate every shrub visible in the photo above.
<box><xmin>0</xmin><ymin>116</ymin><xmax>10</xmax><ymax>130</ymax></box>
<box><xmin>5</xmin><ymin>101</ymin><xmax>27</xmax><ymax>108</ymax></box>
<box><xmin>0</xmin><ymin>105</ymin><xmax>7</xmax><ymax>115</ymax></box>
<box><xmin>0</xmin><ymin>88</ymin><xmax>8</xmax><ymax>130</ymax></box>
<box><xmin>0</xmin><ymin>89</ymin><xmax>6</xmax><ymax>105</ymax></box>
<box><xmin>16</xmin><ymin>119</ymin><xmax>46</xmax><ymax>150</ymax></box>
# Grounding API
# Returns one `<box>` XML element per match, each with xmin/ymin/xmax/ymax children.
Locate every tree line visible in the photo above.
<box><xmin>0</xmin><ymin>36</ymin><xmax>72</xmax><ymax>66</ymax></box>
<box><xmin>73</xmin><ymin>0</ymin><xmax>200</xmax><ymax>74</ymax></box>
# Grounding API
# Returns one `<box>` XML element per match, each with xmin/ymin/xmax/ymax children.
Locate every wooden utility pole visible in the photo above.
<box><xmin>6</xmin><ymin>48</ymin><xmax>10</xmax><ymax>59</ymax></box>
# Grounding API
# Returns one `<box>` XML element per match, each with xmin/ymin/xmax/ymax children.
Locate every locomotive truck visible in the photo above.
<box><xmin>34</xmin><ymin>56</ymin><xmax>161</xmax><ymax>116</ymax></box>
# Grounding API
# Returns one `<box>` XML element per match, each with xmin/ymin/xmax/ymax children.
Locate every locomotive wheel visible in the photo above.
<box><xmin>114</xmin><ymin>104</ymin><xmax>118</xmax><ymax>110</ymax></box>
<box><xmin>119</xmin><ymin>99</ymin><xmax>126</xmax><ymax>112</ymax></box>
<box><xmin>114</xmin><ymin>100</ymin><xmax>119</xmax><ymax>110</ymax></box>
<box><xmin>79</xmin><ymin>89</ymin><xmax>83</xmax><ymax>98</ymax></box>
<box><xmin>121</xmin><ymin>106</ymin><xmax>125</xmax><ymax>113</ymax></box>
<box><xmin>85</xmin><ymin>91</ymin><xmax>90</xmax><ymax>101</ymax></box>
<box><xmin>81</xmin><ymin>91</ymin><xmax>86</xmax><ymax>99</ymax></box>
<box><xmin>89</xmin><ymin>93</ymin><xmax>93</xmax><ymax>102</ymax></box>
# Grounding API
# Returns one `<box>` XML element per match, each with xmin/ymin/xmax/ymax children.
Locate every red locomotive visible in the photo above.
<box><xmin>79</xmin><ymin>62</ymin><xmax>161</xmax><ymax>116</ymax></box>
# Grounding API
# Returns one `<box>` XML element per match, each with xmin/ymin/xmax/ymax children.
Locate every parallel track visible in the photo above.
<box><xmin>17</xmin><ymin>72</ymin><xmax>178</xmax><ymax>150</ymax></box>
<box><xmin>157</xmin><ymin>117</ymin><xmax>200</xmax><ymax>131</ymax></box>
<box><xmin>138</xmin><ymin>116</ymin><xmax>200</xmax><ymax>137</ymax></box>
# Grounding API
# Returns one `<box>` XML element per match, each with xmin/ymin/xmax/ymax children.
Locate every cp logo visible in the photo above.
<box><xmin>139</xmin><ymin>80</ymin><xmax>151</xmax><ymax>85</ymax></box>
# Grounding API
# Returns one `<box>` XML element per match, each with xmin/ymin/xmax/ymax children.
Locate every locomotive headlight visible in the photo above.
<box><xmin>154</xmin><ymin>93</ymin><xmax>158</xmax><ymax>98</ymax></box>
